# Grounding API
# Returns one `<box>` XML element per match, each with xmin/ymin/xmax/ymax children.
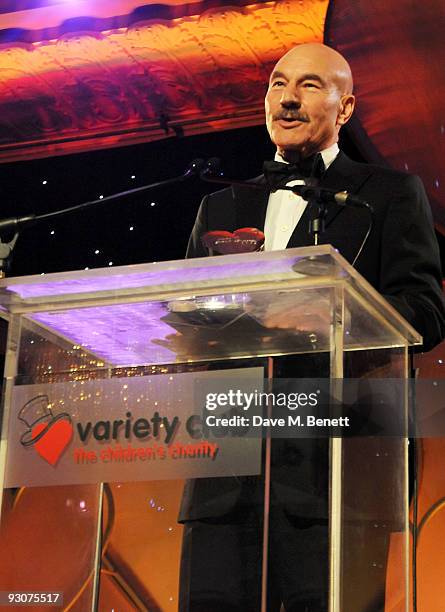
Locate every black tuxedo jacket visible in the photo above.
<box><xmin>180</xmin><ymin>152</ymin><xmax>445</xmax><ymax>522</ymax></box>
<box><xmin>187</xmin><ymin>152</ymin><xmax>445</xmax><ymax>350</ymax></box>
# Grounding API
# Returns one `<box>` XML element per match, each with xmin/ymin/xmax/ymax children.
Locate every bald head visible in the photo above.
<box><xmin>278</xmin><ymin>43</ymin><xmax>354</xmax><ymax>95</ymax></box>
<box><xmin>265</xmin><ymin>43</ymin><xmax>355</xmax><ymax>158</ymax></box>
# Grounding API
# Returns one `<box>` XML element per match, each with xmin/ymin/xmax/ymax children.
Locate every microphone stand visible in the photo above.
<box><xmin>308</xmin><ymin>200</ymin><xmax>327</xmax><ymax>246</ymax></box>
<box><xmin>0</xmin><ymin>234</ymin><xmax>19</xmax><ymax>278</ymax></box>
<box><xmin>0</xmin><ymin>159</ymin><xmax>204</xmax><ymax>276</ymax></box>
<box><xmin>278</xmin><ymin>184</ymin><xmax>374</xmax><ymax>265</ymax></box>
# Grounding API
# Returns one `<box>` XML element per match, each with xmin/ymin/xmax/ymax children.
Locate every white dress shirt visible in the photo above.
<box><xmin>264</xmin><ymin>143</ymin><xmax>339</xmax><ymax>251</ymax></box>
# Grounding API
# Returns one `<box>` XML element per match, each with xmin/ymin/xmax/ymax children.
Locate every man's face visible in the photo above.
<box><xmin>265</xmin><ymin>48</ymin><xmax>353</xmax><ymax>158</ymax></box>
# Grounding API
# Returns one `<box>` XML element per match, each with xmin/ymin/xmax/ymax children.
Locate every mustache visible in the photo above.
<box><xmin>273</xmin><ymin>112</ymin><xmax>309</xmax><ymax>122</ymax></box>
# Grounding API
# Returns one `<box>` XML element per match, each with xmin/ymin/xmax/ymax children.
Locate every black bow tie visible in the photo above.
<box><xmin>263</xmin><ymin>153</ymin><xmax>325</xmax><ymax>191</ymax></box>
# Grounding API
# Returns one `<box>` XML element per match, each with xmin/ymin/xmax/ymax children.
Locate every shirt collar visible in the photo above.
<box><xmin>274</xmin><ymin>142</ymin><xmax>339</xmax><ymax>170</ymax></box>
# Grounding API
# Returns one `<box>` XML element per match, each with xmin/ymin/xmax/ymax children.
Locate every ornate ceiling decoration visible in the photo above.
<box><xmin>0</xmin><ymin>0</ymin><xmax>328</xmax><ymax>162</ymax></box>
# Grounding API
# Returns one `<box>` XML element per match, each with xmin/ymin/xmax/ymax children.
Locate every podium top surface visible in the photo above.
<box><xmin>0</xmin><ymin>245</ymin><xmax>348</xmax><ymax>304</ymax></box>
<box><xmin>0</xmin><ymin>246</ymin><xmax>421</xmax><ymax>364</ymax></box>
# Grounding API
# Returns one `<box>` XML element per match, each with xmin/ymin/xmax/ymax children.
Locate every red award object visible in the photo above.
<box><xmin>201</xmin><ymin>227</ymin><xmax>265</xmax><ymax>254</ymax></box>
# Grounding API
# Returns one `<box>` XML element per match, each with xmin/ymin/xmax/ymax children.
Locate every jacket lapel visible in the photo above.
<box><xmin>319</xmin><ymin>151</ymin><xmax>373</xmax><ymax>228</ymax></box>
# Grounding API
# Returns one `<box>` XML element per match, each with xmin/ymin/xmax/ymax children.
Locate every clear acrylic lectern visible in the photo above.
<box><xmin>0</xmin><ymin>246</ymin><xmax>420</xmax><ymax>611</ymax></box>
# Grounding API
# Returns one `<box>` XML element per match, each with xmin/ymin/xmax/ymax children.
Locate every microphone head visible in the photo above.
<box><xmin>184</xmin><ymin>158</ymin><xmax>205</xmax><ymax>176</ymax></box>
<box><xmin>203</xmin><ymin>157</ymin><xmax>223</xmax><ymax>176</ymax></box>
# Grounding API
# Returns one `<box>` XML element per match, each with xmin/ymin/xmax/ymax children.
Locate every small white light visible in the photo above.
<box><xmin>150</xmin><ymin>202</ymin><xmax>156</xmax><ymax>207</ymax></box>
<box><xmin>108</xmin><ymin>261</ymin><xmax>113</xmax><ymax>266</ymax></box>
<box><xmin>131</xmin><ymin>175</ymin><xmax>136</xmax><ymax>179</ymax></box>
<box><xmin>99</xmin><ymin>195</ymin><xmax>104</xmax><ymax>199</ymax></box>
<box><xmin>84</xmin><ymin>267</ymin><xmax>89</xmax><ymax>270</ymax></box>
<box><xmin>129</xmin><ymin>226</ymin><xmax>134</xmax><ymax>231</ymax></box>
<box><xmin>50</xmin><ymin>230</ymin><xmax>55</xmax><ymax>235</ymax></box>
<box><xmin>42</xmin><ymin>180</ymin><xmax>47</xmax><ymax>185</ymax></box>
<box><xmin>438</xmin><ymin>359</ymin><xmax>443</xmax><ymax>364</ymax></box>
<box><xmin>94</xmin><ymin>249</ymin><xmax>100</xmax><ymax>255</ymax></box>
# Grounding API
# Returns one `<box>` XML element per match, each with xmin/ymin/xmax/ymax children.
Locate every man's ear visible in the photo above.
<box><xmin>337</xmin><ymin>94</ymin><xmax>355</xmax><ymax>127</ymax></box>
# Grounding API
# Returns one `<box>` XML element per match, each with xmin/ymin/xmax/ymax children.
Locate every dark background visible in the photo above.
<box><xmin>1</xmin><ymin>124</ymin><xmax>443</xmax><ymax>277</ymax></box>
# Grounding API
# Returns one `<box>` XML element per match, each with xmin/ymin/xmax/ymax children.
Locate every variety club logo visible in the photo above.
<box><xmin>18</xmin><ymin>395</ymin><xmax>73</xmax><ymax>466</ymax></box>
<box><xmin>17</xmin><ymin>395</ymin><xmax>221</xmax><ymax>468</ymax></box>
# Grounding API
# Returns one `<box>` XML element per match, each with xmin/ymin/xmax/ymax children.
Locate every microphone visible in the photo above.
<box><xmin>0</xmin><ymin>158</ymin><xmax>205</xmax><ymax>233</ymax></box>
<box><xmin>278</xmin><ymin>182</ymin><xmax>374</xmax><ymax>265</ymax></box>
<box><xmin>0</xmin><ymin>158</ymin><xmax>205</xmax><ymax>274</ymax></box>
<box><xmin>200</xmin><ymin>159</ymin><xmax>373</xmax><ymax>213</ymax></box>
<box><xmin>203</xmin><ymin>157</ymin><xmax>222</xmax><ymax>175</ymax></box>
<box><xmin>183</xmin><ymin>158</ymin><xmax>205</xmax><ymax>177</ymax></box>
<box><xmin>284</xmin><ymin>184</ymin><xmax>374</xmax><ymax>213</ymax></box>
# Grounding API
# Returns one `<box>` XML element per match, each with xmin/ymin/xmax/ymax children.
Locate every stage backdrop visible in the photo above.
<box><xmin>0</xmin><ymin>0</ymin><xmax>443</xmax><ymax>232</ymax></box>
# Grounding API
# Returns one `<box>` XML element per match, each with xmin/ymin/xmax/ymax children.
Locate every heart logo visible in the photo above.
<box><xmin>32</xmin><ymin>419</ymin><xmax>73</xmax><ymax>466</ymax></box>
<box><xmin>202</xmin><ymin>227</ymin><xmax>265</xmax><ymax>254</ymax></box>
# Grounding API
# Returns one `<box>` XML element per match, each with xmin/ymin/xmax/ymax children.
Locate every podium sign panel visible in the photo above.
<box><xmin>0</xmin><ymin>246</ymin><xmax>420</xmax><ymax>611</ymax></box>
<box><xmin>5</xmin><ymin>369</ymin><xmax>263</xmax><ymax>488</ymax></box>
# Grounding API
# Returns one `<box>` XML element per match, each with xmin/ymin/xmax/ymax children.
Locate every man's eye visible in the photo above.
<box><xmin>271</xmin><ymin>80</ymin><xmax>285</xmax><ymax>87</ymax></box>
<box><xmin>303</xmin><ymin>82</ymin><xmax>319</xmax><ymax>88</ymax></box>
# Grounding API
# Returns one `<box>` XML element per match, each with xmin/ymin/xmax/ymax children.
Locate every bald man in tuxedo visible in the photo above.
<box><xmin>180</xmin><ymin>43</ymin><xmax>445</xmax><ymax>611</ymax></box>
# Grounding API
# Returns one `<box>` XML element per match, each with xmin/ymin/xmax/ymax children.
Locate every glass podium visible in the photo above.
<box><xmin>0</xmin><ymin>245</ymin><xmax>420</xmax><ymax>611</ymax></box>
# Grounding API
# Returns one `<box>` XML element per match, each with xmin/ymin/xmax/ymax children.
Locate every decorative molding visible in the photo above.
<box><xmin>0</xmin><ymin>0</ymin><xmax>328</xmax><ymax>162</ymax></box>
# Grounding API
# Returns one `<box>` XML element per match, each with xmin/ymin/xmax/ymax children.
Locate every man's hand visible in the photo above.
<box><xmin>246</xmin><ymin>291</ymin><xmax>332</xmax><ymax>334</ymax></box>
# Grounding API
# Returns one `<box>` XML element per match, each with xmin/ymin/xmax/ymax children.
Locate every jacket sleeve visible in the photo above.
<box><xmin>379</xmin><ymin>174</ymin><xmax>445</xmax><ymax>351</ymax></box>
<box><xmin>186</xmin><ymin>195</ymin><xmax>209</xmax><ymax>259</ymax></box>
